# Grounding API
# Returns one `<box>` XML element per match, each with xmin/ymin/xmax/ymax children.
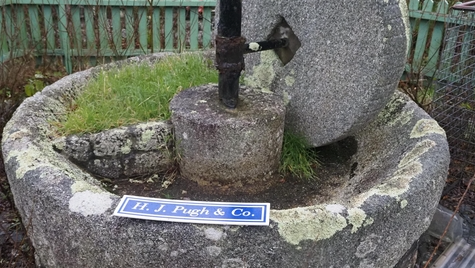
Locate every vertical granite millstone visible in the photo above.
<box><xmin>170</xmin><ymin>85</ymin><xmax>285</xmax><ymax>192</ymax></box>
<box><xmin>241</xmin><ymin>0</ymin><xmax>411</xmax><ymax>147</ymax></box>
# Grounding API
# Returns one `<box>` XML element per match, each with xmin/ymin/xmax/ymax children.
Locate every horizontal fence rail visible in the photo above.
<box><xmin>0</xmin><ymin>0</ymin><xmax>216</xmax><ymax>73</ymax></box>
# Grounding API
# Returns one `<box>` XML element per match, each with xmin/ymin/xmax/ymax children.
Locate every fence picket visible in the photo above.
<box><xmin>152</xmin><ymin>7</ymin><xmax>161</xmax><ymax>53</ymax></box>
<box><xmin>425</xmin><ymin>1</ymin><xmax>449</xmax><ymax>75</ymax></box>
<box><xmin>58</xmin><ymin>3</ymin><xmax>72</xmax><ymax>73</ymax></box>
<box><xmin>164</xmin><ymin>7</ymin><xmax>174</xmax><ymax>51</ymax></box>
<box><xmin>98</xmin><ymin>6</ymin><xmax>108</xmax><ymax>52</ymax></box>
<box><xmin>189</xmin><ymin>7</ymin><xmax>199</xmax><ymax>50</ymax></box>
<box><xmin>84</xmin><ymin>6</ymin><xmax>96</xmax><ymax>51</ymax></box>
<box><xmin>4</xmin><ymin>5</ymin><xmax>14</xmax><ymax>55</ymax></box>
<box><xmin>178</xmin><ymin>7</ymin><xmax>186</xmax><ymax>51</ymax></box>
<box><xmin>138</xmin><ymin>6</ymin><xmax>148</xmax><ymax>53</ymax></box>
<box><xmin>71</xmin><ymin>6</ymin><xmax>82</xmax><ymax>51</ymax></box>
<box><xmin>202</xmin><ymin>7</ymin><xmax>212</xmax><ymax>48</ymax></box>
<box><xmin>124</xmin><ymin>7</ymin><xmax>135</xmax><ymax>53</ymax></box>
<box><xmin>43</xmin><ymin>6</ymin><xmax>55</xmax><ymax>51</ymax></box>
<box><xmin>412</xmin><ymin>0</ymin><xmax>434</xmax><ymax>73</ymax></box>
<box><xmin>16</xmin><ymin>5</ymin><xmax>27</xmax><ymax>51</ymax></box>
<box><xmin>27</xmin><ymin>6</ymin><xmax>41</xmax><ymax>51</ymax></box>
<box><xmin>0</xmin><ymin>8</ymin><xmax>7</xmax><ymax>60</ymax></box>
<box><xmin>111</xmin><ymin>7</ymin><xmax>121</xmax><ymax>54</ymax></box>
<box><xmin>408</xmin><ymin>0</ymin><xmax>420</xmax><ymax>32</ymax></box>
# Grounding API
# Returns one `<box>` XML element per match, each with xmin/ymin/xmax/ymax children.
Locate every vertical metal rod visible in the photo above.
<box><xmin>216</xmin><ymin>0</ymin><xmax>245</xmax><ymax>108</ymax></box>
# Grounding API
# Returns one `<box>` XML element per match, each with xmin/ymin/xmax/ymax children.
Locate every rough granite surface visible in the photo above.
<box><xmin>240</xmin><ymin>0</ymin><xmax>411</xmax><ymax>147</ymax></box>
<box><xmin>1</xmin><ymin>50</ymin><xmax>450</xmax><ymax>268</ymax></box>
<box><xmin>53</xmin><ymin>121</ymin><xmax>174</xmax><ymax>179</ymax></box>
<box><xmin>170</xmin><ymin>85</ymin><xmax>285</xmax><ymax>192</ymax></box>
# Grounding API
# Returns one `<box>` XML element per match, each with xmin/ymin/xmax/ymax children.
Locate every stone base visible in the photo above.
<box><xmin>169</xmin><ymin>85</ymin><xmax>285</xmax><ymax>192</ymax></box>
<box><xmin>1</xmin><ymin>53</ymin><xmax>450</xmax><ymax>267</ymax></box>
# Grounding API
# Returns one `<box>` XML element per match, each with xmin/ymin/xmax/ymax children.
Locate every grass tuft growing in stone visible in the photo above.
<box><xmin>57</xmin><ymin>53</ymin><xmax>218</xmax><ymax>135</ymax></box>
<box><xmin>280</xmin><ymin>131</ymin><xmax>320</xmax><ymax>179</ymax></box>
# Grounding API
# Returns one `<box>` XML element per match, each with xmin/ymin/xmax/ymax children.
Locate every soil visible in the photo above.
<box><xmin>101</xmin><ymin>137</ymin><xmax>358</xmax><ymax>210</ymax></box>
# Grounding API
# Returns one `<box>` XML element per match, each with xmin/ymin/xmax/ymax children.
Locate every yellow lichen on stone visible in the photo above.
<box><xmin>285</xmin><ymin>75</ymin><xmax>295</xmax><ymax>86</ymax></box>
<box><xmin>390</xmin><ymin>109</ymin><xmax>413</xmax><ymax>127</ymax></box>
<box><xmin>3</xmin><ymin>129</ymin><xmax>29</xmax><ymax>142</ymax></box>
<box><xmin>364</xmin><ymin>217</ymin><xmax>374</xmax><ymax>227</ymax></box>
<box><xmin>248</xmin><ymin>42</ymin><xmax>261</xmax><ymax>51</ymax></box>
<box><xmin>350</xmin><ymin>139</ymin><xmax>434</xmax><ymax>207</ymax></box>
<box><xmin>399</xmin><ymin>139</ymin><xmax>436</xmax><ymax>168</ymax></box>
<box><xmin>244</xmin><ymin>51</ymin><xmax>280</xmax><ymax>93</ymax></box>
<box><xmin>271</xmin><ymin>205</ymin><xmax>348</xmax><ymax>245</ymax></box>
<box><xmin>283</xmin><ymin>91</ymin><xmax>291</xmax><ymax>106</ymax></box>
<box><xmin>400</xmin><ymin>199</ymin><xmax>408</xmax><ymax>208</ymax></box>
<box><xmin>140</xmin><ymin>129</ymin><xmax>155</xmax><ymax>144</ymax></box>
<box><xmin>69</xmin><ymin>190</ymin><xmax>113</xmax><ymax>216</ymax></box>
<box><xmin>272</xmin><ymin>136</ymin><xmax>436</xmax><ymax>244</ymax></box>
<box><xmin>398</xmin><ymin>0</ymin><xmax>412</xmax><ymax>56</ymax></box>
<box><xmin>120</xmin><ymin>139</ymin><xmax>132</xmax><ymax>154</ymax></box>
<box><xmin>348</xmin><ymin>208</ymin><xmax>367</xmax><ymax>233</ymax></box>
<box><xmin>71</xmin><ymin>181</ymin><xmax>104</xmax><ymax>194</ymax></box>
<box><xmin>52</xmin><ymin>137</ymin><xmax>66</xmax><ymax>151</ymax></box>
<box><xmin>410</xmin><ymin>119</ymin><xmax>446</xmax><ymax>138</ymax></box>
<box><xmin>6</xmin><ymin>145</ymin><xmax>55</xmax><ymax>180</ymax></box>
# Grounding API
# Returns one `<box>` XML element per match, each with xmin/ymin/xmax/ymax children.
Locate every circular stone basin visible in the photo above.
<box><xmin>1</xmin><ymin>53</ymin><xmax>450</xmax><ymax>267</ymax></box>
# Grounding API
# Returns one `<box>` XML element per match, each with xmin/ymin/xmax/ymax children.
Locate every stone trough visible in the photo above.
<box><xmin>2</xmin><ymin>53</ymin><xmax>449</xmax><ymax>267</ymax></box>
<box><xmin>2</xmin><ymin>0</ymin><xmax>451</xmax><ymax>266</ymax></box>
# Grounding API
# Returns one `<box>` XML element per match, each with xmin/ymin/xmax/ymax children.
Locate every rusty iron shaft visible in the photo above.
<box><xmin>216</xmin><ymin>0</ymin><xmax>244</xmax><ymax>109</ymax></box>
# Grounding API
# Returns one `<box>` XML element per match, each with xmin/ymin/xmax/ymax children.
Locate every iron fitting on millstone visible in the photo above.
<box><xmin>215</xmin><ymin>35</ymin><xmax>246</xmax><ymax>73</ymax></box>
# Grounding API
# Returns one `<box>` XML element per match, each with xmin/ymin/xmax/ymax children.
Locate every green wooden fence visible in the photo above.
<box><xmin>407</xmin><ymin>0</ymin><xmax>450</xmax><ymax>78</ymax></box>
<box><xmin>0</xmin><ymin>0</ymin><xmax>468</xmax><ymax>77</ymax></box>
<box><xmin>0</xmin><ymin>0</ymin><xmax>216</xmax><ymax>73</ymax></box>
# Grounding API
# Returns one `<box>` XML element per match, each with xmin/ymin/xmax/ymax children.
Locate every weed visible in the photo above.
<box><xmin>280</xmin><ymin>131</ymin><xmax>320</xmax><ymax>180</ymax></box>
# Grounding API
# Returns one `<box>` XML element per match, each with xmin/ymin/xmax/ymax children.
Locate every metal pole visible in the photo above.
<box><xmin>216</xmin><ymin>0</ymin><xmax>245</xmax><ymax>108</ymax></box>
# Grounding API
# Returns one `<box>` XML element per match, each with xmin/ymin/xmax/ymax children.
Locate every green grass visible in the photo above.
<box><xmin>280</xmin><ymin>131</ymin><xmax>320</xmax><ymax>179</ymax></box>
<box><xmin>57</xmin><ymin>53</ymin><xmax>218</xmax><ymax>135</ymax></box>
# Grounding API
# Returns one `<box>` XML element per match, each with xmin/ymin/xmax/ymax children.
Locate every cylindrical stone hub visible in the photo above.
<box><xmin>170</xmin><ymin>85</ymin><xmax>285</xmax><ymax>192</ymax></box>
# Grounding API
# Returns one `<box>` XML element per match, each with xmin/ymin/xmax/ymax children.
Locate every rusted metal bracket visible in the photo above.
<box><xmin>244</xmin><ymin>39</ymin><xmax>289</xmax><ymax>54</ymax></box>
